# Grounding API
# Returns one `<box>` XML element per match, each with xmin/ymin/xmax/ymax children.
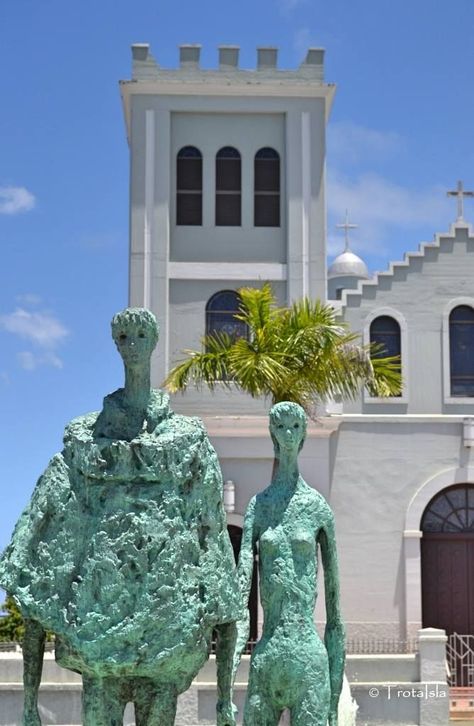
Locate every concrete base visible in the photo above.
<box><xmin>0</xmin><ymin>648</ymin><xmax>449</xmax><ymax>726</ymax></box>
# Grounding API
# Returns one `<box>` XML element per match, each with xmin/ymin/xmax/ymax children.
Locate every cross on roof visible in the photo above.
<box><xmin>336</xmin><ymin>210</ymin><xmax>358</xmax><ymax>251</ymax></box>
<box><xmin>447</xmin><ymin>180</ymin><xmax>474</xmax><ymax>222</ymax></box>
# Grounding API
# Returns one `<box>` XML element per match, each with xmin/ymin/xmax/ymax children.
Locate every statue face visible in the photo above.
<box><xmin>114</xmin><ymin>323</ymin><xmax>156</xmax><ymax>367</ymax></box>
<box><xmin>271</xmin><ymin>411</ymin><xmax>305</xmax><ymax>455</ymax></box>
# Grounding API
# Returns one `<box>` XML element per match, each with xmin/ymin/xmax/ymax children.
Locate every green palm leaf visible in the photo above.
<box><xmin>164</xmin><ymin>284</ymin><xmax>402</xmax><ymax>412</ymax></box>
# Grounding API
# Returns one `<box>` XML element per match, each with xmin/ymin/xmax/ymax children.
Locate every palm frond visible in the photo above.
<box><xmin>164</xmin><ymin>284</ymin><xmax>402</xmax><ymax>412</ymax></box>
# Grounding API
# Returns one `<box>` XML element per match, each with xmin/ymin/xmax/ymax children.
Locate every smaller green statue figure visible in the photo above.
<box><xmin>233</xmin><ymin>402</ymin><xmax>345</xmax><ymax>726</ymax></box>
<box><xmin>0</xmin><ymin>308</ymin><xmax>241</xmax><ymax>726</ymax></box>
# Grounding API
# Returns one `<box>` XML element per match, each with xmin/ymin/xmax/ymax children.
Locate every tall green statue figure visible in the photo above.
<box><xmin>233</xmin><ymin>402</ymin><xmax>345</xmax><ymax>726</ymax></box>
<box><xmin>0</xmin><ymin>308</ymin><xmax>241</xmax><ymax>726</ymax></box>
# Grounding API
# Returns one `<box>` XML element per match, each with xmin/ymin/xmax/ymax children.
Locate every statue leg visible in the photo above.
<box><xmin>22</xmin><ymin>619</ymin><xmax>46</xmax><ymax>726</ymax></box>
<box><xmin>134</xmin><ymin>683</ymin><xmax>178</xmax><ymax>726</ymax></box>
<box><xmin>82</xmin><ymin>675</ymin><xmax>125</xmax><ymax>726</ymax></box>
<box><xmin>243</xmin><ymin>693</ymin><xmax>280</xmax><ymax>726</ymax></box>
<box><xmin>290</xmin><ymin>687</ymin><xmax>330</xmax><ymax>726</ymax></box>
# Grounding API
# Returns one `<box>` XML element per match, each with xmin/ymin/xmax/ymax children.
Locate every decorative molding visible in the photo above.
<box><xmin>143</xmin><ymin>109</ymin><xmax>155</xmax><ymax>309</ymax></box>
<box><xmin>168</xmin><ymin>262</ymin><xmax>287</xmax><ymax>281</ymax></box>
<box><xmin>403</xmin><ymin>466</ymin><xmax>474</xmax><ymax>633</ymax></box>
<box><xmin>341</xmin><ymin>221</ymin><xmax>474</xmax><ymax>309</ymax></box>
<box><xmin>301</xmin><ymin>111</ymin><xmax>310</xmax><ymax>298</ymax></box>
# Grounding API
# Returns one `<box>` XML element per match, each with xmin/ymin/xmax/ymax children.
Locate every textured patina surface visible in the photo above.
<box><xmin>0</xmin><ymin>308</ymin><xmax>241</xmax><ymax>726</ymax></box>
<box><xmin>233</xmin><ymin>402</ymin><xmax>345</xmax><ymax>726</ymax></box>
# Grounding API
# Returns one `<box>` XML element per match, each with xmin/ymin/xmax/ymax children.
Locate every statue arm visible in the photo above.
<box><xmin>22</xmin><ymin>618</ymin><xmax>46</xmax><ymax>726</ymax></box>
<box><xmin>320</xmin><ymin>513</ymin><xmax>345</xmax><ymax>726</ymax></box>
<box><xmin>232</xmin><ymin>497</ymin><xmax>257</xmax><ymax>683</ymax></box>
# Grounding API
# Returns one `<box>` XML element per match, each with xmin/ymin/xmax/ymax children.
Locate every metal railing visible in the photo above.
<box><xmin>346</xmin><ymin>638</ymin><xmax>417</xmax><ymax>654</ymax></box>
<box><xmin>447</xmin><ymin>633</ymin><xmax>474</xmax><ymax>688</ymax></box>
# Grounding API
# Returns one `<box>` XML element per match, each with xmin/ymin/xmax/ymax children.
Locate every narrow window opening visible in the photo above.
<box><xmin>450</xmin><ymin>305</ymin><xmax>474</xmax><ymax>397</ymax></box>
<box><xmin>176</xmin><ymin>146</ymin><xmax>202</xmax><ymax>226</ymax></box>
<box><xmin>215</xmin><ymin>147</ymin><xmax>241</xmax><ymax>226</ymax></box>
<box><xmin>254</xmin><ymin>147</ymin><xmax>280</xmax><ymax>227</ymax></box>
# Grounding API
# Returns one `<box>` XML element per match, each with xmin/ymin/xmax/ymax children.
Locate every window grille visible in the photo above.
<box><xmin>176</xmin><ymin>146</ymin><xmax>202</xmax><ymax>225</ymax></box>
<box><xmin>254</xmin><ymin>147</ymin><xmax>280</xmax><ymax>227</ymax></box>
<box><xmin>450</xmin><ymin>305</ymin><xmax>474</xmax><ymax>396</ymax></box>
<box><xmin>215</xmin><ymin>147</ymin><xmax>241</xmax><ymax>226</ymax></box>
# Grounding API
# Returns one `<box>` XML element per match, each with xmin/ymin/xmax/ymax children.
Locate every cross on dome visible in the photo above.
<box><xmin>447</xmin><ymin>180</ymin><xmax>474</xmax><ymax>222</ymax></box>
<box><xmin>336</xmin><ymin>210</ymin><xmax>358</xmax><ymax>251</ymax></box>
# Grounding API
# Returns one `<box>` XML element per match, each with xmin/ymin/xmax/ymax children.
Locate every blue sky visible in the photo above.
<box><xmin>1</xmin><ymin>0</ymin><xmax>474</xmax><ymax>549</ymax></box>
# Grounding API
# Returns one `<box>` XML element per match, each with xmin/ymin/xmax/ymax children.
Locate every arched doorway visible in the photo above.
<box><xmin>421</xmin><ymin>484</ymin><xmax>474</xmax><ymax>634</ymax></box>
<box><xmin>227</xmin><ymin>525</ymin><xmax>259</xmax><ymax>645</ymax></box>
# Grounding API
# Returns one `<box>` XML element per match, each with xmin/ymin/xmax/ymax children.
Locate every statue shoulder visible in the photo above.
<box><xmin>304</xmin><ymin>486</ymin><xmax>335</xmax><ymax>525</ymax></box>
<box><xmin>63</xmin><ymin>411</ymin><xmax>100</xmax><ymax>445</ymax></box>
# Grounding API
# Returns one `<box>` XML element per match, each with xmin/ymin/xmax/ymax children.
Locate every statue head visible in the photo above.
<box><xmin>111</xmin><ymin>308</ymin><xmax>159</xmax><ymax>367</ymax></box>
<box><xmin>269</xmin><ymin>401</ymin><xmax>307</xmax><ymax>460</ymax></box>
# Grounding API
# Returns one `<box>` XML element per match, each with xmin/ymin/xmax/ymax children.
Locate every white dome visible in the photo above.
<box><xmin>328</xmin><ymin>249</ymin><xmax>369</xmax><ymax>279</ymax></box>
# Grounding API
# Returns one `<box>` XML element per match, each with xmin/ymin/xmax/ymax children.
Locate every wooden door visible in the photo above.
<box><xmin>422</xmin><ymin>535</ymin><xmax>474</xmax><ymax>634</ymax></box>
<box><xmin>421</xmin><ymin>484</ymin><xmax>474</xmax><ymax>635</ymax></box>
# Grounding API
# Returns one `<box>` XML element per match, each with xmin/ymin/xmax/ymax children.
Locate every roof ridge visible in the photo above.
<box><xmin>340</xmin><ymin>221</ymin><xmax>474</xmax><ymax>307</ymax></box>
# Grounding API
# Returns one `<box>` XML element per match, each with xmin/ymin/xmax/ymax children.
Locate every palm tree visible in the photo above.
<box><xmin>164</xmin><ymin>283</ymin><xmax>401</xmax><ymax>412</ymax></box>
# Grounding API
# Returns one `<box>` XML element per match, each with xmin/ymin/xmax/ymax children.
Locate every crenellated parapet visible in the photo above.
<box><xmin>127</xmin><ymin>43</ymin><xmax>326</xmax><ymax>84</ymax></box>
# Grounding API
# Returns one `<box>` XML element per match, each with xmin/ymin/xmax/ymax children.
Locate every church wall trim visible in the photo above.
<box><xmin>404</xmin><ymin>466</ymin><xmax>474</xmax><ymax>637</ymax></box>
<box><xmin>362</xmin><ymin>306</ymin><xmax>409</xmax><ymax>404</ymax></box>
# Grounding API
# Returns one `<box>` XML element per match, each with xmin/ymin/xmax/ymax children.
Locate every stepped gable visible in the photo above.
<box><xmin>340</xmin><ymin>220</ymin><xmax>474</xmax><ymax>309</ymax></box>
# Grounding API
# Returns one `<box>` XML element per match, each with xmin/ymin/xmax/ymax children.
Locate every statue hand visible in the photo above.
<box><xmin>216</xmin><ymin>699</ymin><xmax>237</xmax><ymax>726</ymax></box>
<box><xmin>22</xmin><ymin>707</ymin><xmax>42</xmax><ymax>726</ymax></box>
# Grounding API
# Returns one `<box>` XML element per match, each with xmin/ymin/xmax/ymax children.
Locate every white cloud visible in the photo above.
<box><xmin>17</xmin><ymin>351</ymin><xmax>63</xmax><ymax>371</ymax></box>
<box><xmin>0</xmin><ymin>308</ymin><xmax>68</xmax><ymax>348</ymax></box>
<box><xmin>0</xmin><ymin>186</ymin><xmax>36</xmax><ymax>215</ymax></box>
<box><xmin>15</xmin><ymin>293</ymin><xmax>42</xmax><ymax>307</ymax></box>
<box><xmin>17</xmin><ymin>351</ymin><xmax>37</xmax><ymax>371</ymax></box>
<box><xmin>327</xmin><ymin>171</ymin><xmax>452</xmax><ymax>256</ymax></box>
<box><xmin>328</xmin><ymin>122</ymin><xmax>405</xmax><ymax>166</ymax></box>
<box><xmin>0</xmin><ymin>371</ymin><xmax>10</xmax><ymax>385</ymax></box>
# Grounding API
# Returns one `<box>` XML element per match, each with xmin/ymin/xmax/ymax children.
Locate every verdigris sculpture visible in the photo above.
<box><xmin>233</xmin><ymin>401</ymin><xmax>345</xmax><ymax>726</ymax></box>
<box><xmin>0</xmin><ymin>308</ymin><xmax>241</xmax><ymax>726</ymax></box>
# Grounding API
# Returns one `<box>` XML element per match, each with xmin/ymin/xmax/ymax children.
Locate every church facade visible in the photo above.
<box><xmin>120</xmin><ymin>44</ymin><xmax>474</xmax><ymax>643</ymax></box>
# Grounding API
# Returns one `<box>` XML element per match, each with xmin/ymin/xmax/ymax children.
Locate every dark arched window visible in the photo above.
<box><xmin>205</xmin><ymin>290</ymin><xmax>248</xmax><ymax>341</ymax></box>
<box><xmin>370</xmin><ymin>315</ymin><xmax>401</xmax><ymax>397</ymax></box>
<box><xmin>215</xmin><ymin>147</ymin><xmax>241</xmax><ymax>226</ymax></box>
<box><xmin>370</xmin><ymin>316</ymin><xmax>401</xmax><ymax>359</ymax></box>
<box><xmin>450</xmin><ymin>305</ymin><xmax>474</xmax><ymax>396</ymax></box>
<box><xmin>254</xmin><ymin>147</ymin><xmax>280</xmax><ymax>227</ymax></box>
<box><xmin>422</xmin><ymin>484</ymin><xmax>474</xmax><ymax>533</ymax></box>
<box><xmin>176</xmin><ymin>146</ymin><xmax>202</xmax><ymax>225</ymax></box>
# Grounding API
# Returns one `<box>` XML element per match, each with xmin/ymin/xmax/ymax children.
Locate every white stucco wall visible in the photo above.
<box><xmin>328</xmin><ymin>415</ymin><xmax>474</xmax><ymax>639</ymax></box>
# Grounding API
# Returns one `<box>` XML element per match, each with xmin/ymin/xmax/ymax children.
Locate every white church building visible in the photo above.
<box><xmin>120</xmin><ymin>43</ymin><xmax>474</xmax><ymax>648</ymax></box>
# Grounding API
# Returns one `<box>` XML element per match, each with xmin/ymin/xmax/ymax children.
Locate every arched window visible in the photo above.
<box><xmin>205</xmin><ymin>290</ymin><xmax>248</xmax><ymax>341</ymax></box>
<box><xmin>449</xmin><ymin>305</ymin><xmax>474</xmax><ymax>396</ymax></box>
<box><xmin>215</xmin><ymin>147</ymin><xmax>241</xmax><ymax>226</ymax></box>
<box><xmin>176</xmin><ymin>146</ymin><xmax>202</xmax><ymax>225</ymax></box>
<box><xmin>254</xmin><ymin>147</ymin><xmax>280</xmax><ymax>227</ymax></box>
<box><xmin>422</xmin><ymin>484</ymin><xmax>474</xmax><ymax>533</ymax></box>
<box><xmin>370</xmin><ymin>315</ymin><xmax>401</xmax><ymax>397</ymax></box>
<box><xmin>370</xmin><ymin>316</ymin><xmax>401</xmax><ymax>358</ymax></box>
